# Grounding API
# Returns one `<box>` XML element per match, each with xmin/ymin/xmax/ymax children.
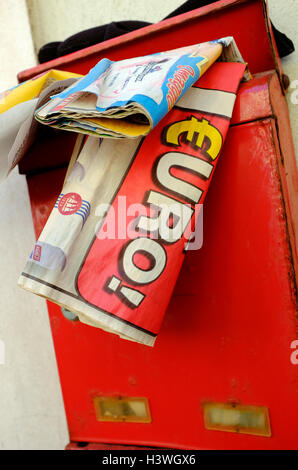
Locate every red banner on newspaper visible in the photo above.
<box><xmin>76</xmin><ymin>62</ymin><xmax>245</xmax><ymax>338</ymax></box>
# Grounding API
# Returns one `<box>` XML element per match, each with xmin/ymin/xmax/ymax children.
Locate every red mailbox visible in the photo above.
<box><xmin>18</xmin><ymin>0</ymin><xmax>297</xmax><ymax>450</ymax></box>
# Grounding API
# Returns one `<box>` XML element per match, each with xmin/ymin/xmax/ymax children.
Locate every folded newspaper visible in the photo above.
<box><xmin>19</xmin><ymin>58</ymin><xmax>246</xmax><ymax>346</ymax></box>
<box><xmin>34</xmin><ymin>37</ymin><xmax>245</xmax><ymax>139</ymax></box>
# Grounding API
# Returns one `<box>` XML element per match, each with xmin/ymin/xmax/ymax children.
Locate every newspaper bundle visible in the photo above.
<box><xmin>19</xmin><ymin>60</ymin><xmax>246</xmax><ymax>346</ymax></box>
<box><xmin>34</xmin><ymin>37</ymin><xmax>245</xmax><ymax>139</ymax></box>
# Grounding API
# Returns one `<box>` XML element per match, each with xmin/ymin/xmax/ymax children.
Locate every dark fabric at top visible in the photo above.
<box><xmin>38</xmin><ymin>21</ymin><xmax>151</xmax><ymax>63</ymax></box>
<box><xmin>38</xmin><ymin>0</ymin><xmax>294</xmax><ymax>63</ymax></box>
<box><xmin>163</xmin><ymin>0</ymin><xmax>218</xmax><ymax>18</ymax></box>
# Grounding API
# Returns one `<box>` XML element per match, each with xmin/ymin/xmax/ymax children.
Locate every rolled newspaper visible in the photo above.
<box><xmin>34</xmin><ymin>37</ymin><xmax>245</xmax><ymax>139</ymax></box>
<box><xmin>19</xmin><ymin>61</ymin><xmax>246</xmax><ymax>346</ymax></box>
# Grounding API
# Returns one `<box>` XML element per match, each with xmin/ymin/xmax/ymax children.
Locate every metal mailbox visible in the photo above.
<box><xmin>18</xmin><ymin>0</ymin><xmax>297</xmax><ymax>450</ymax></box>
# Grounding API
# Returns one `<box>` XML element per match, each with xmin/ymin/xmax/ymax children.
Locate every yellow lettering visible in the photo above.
<box><xmin>165</xmin><ymin>117</ymin><xmax>222</xmax><ymax>160</ymax></box>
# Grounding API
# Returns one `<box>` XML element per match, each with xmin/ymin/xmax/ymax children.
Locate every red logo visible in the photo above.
<box><xmin>33</xmin><ymin>244</ymin><xmax>42</xmax><ymax>261</ymax></box>
<box><xmin>166</xmin><ymin>64</ymin><xmax>195</xmax><ymax>110</ymax></box>
<box><xmin>58</xmin><ymin>193</ymin><xmax>82</xmax><ymax>215</ymax></box>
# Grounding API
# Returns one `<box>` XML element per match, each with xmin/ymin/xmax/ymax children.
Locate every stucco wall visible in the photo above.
<box><xmin>26</xmin><ymin>0</ymin><xmax>183</xmax><ymax>51</ymax></box>
<box><xmin>0</xmin><ymin>0</ymin><xmax>68</xmax><ymax>450</ymax></box>
<box><xmin>269</xmin><ymin>0</ymin><xmax>298</xmax><ymax>159</ymax></box>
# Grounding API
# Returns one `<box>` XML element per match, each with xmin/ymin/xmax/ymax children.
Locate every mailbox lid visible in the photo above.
<box><xmin>18</xmin><ymin>0</ymin><xmax>283</xmax><ymax>87</ymax></box>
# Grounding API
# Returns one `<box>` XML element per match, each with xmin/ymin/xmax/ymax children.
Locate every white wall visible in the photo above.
<box><xmin>26</xmin><ymin>0</ymin><xmax>183</xmax><ymax>51</ymax></box>
<box><xmin>0</xmin><ymin>0</ymin><xmax>68</xmax><ymax>450</ymax></box>
<box><xmin>0</xmin><ymin>0</ymin><xmax>297</xmax><ymax>450</ymax></box>
<box><xmin>269</xmin><ymin>0</ymin><xmax>298</xmax><ymax>158</ymax></box>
